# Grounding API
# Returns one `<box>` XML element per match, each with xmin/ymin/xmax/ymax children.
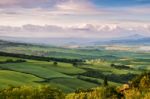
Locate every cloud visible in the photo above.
<box><xmin>0</xmin><ymin>0</ymin><xmax>150</xmax><ymax>8</ymax></box>
<box><xmin>55</xmin><ymin>0</ymin><xmax>95</xmax><ymax>11</ymax></box>
<box><xmin>0</xmin><ymin>0</ymin><xmax>149</xmax><ymax>16</ymax></box>
<box><xmin>0</xmin><ymin>0</ymin><xmax>149</xmax><ymax>39</ymax></box>
<box><xmin>0</xmin><ymin>24</ymin><xmax>150</xmax><ymax>38</ymax></box>
<box><xmin>0</xmin><ymin>0</ymin><xmax>93</xmax><ymax>9</ymax></box>
<box><xmin>0</xmin><ymin>0</ymin><xmax>18</xmax><ymax>5</ymax></box>
<box><xmin>0</xmin><ymin>0</ymin><xmax>56</xmax><ymax>8</ymax></box>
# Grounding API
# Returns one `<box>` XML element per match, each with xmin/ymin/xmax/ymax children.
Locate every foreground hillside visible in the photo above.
<box><xmin>0</xmin><ymin>55</ymin><xmax>97</xmax><ymax>92</ymax></box>
<box><xmin>0</xmin><ymin>54</ymin><xmax>146</xmax><ymax>92</ymax></box>
<box><xmin>66</xmin><ymin>72</ymin><xmax>150</xmax><ymax>99</ymax></box>
<box><xmin>0</xmin><ymin>72</ymin><xmax>149</xmax><ymax>99</ymax></box>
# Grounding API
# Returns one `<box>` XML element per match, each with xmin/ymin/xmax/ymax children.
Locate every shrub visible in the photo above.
<box><xmin>5</xmin><ymin>59</ymin><xmax>13</xmax><ymax>63</ymax></box>
<box><xmin>0</xmin><ymin>85</ymin><xmax>65</xmax><ymax>99</ymax></box>
<box><xmin>66</xmin><ymin>86</ymin><xmax>122</xmax><ymax>99</ymax></box>
<box><xmin>53</xmin><ymin>62</ymin><xmax>58</xmax><ymax>66</ymax></box>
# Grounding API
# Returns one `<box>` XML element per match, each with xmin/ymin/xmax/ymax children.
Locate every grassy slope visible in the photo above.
<box><xmin>0</xmin><ymin>44</ymin><xmax>150</xmax><ymax>70</ymax></box>
<box><xmin>0</xmin><ymin>54</ymin><xmax>145</xmax><ymax>88</ymax></box>
<box><xmin>0</xmin><ymin>56</ymin><xmax>20</xmax><ymax>61</ymax></box>
<box><xmin>0</xmin><ymin>56</ymin><xmax>97</xmax><ymax>92</ymax></box>
<box><xmin>0</xmin><ymin>42</ymin><xmax>149</xmax><ymax>92</ymax></box>
<box><xmin>0</xmin><ymin>62</ymin><xmax>70</xmax><ymax>79</ymax></box>
<box><xmin>46</xmin><ymin>78</ymin><xmax>98</xmax><ymax>92</ymax></box>
<box><xmin>0</xmin><ymin>70</ymin><xmax>42</xmax><ymax>88</ymax></box>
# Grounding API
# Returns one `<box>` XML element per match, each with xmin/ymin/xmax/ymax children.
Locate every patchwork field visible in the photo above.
<box><xmin>0</xmin><ymin>56</ymin><xmax>98</xmax><ymax>92</ymax></box>
<box><xmin>0</xmin><ymin>41</ymin><xmax>149</xmax><ymax>93</ymax></box>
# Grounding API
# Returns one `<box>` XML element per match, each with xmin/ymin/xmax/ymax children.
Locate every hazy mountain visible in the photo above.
<box><xmin>116</xmin><ymin>34</ymin><xmax>145</xmax><ymax>40</ymax></box>
<box><xmin>93</xmin><ymin>34</ymin><xmax>150</xmax><ymax>45</ymax></box>
<box><xmin>0</xmin><ymin>34</ymin><xmax>150</xmax><ymax>46</ymax></box>
<box><xmin>0</xmin><ymin>36</ymin><xmax>99</xmax><ymax>46</ymax></box>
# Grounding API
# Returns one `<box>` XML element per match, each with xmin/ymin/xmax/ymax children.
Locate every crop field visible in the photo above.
<box><xmin>0</xmin><ymin>42</ymin><xmax>149</xmax><ymax>92</ymax></box>
<box><xmin>0</xmin><ymin>70</ymin><xmax>42</xmax><ymax>88</ymax></box>
<box><xmin>0</xmin><ymin>56</ymin><xmax>98</xmax><ymax>92</ymax></box>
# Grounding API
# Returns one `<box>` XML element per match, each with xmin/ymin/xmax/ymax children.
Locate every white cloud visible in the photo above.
<box><xmin>0</xmin><ymin>0</ymin><xmax>51</xmax><ymax>8</ymax></box>
<box><xmin>0</xmin><ymin>0</ymin><xmax>149</xmax><ymax>38</ymax></box>
<box><xmin>55</xmin><ymin>0</ymin><xmax>94</xmax><ymax>11</ymax></box>
<box><xmin>0</xmin><ymin>24</ymin><xmax>150</xmax><ymax>38</ymax></box>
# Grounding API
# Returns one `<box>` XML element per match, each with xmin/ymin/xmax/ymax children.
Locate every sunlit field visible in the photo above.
<box><xmin>0</xmin><ymin>0</ymin><xmax>150</xmax><ymax>98</ymax></box>
<box><xmin>0</xmin><ymin>41</ymin><xmax>149</xmax><ymax>94</ymax></box>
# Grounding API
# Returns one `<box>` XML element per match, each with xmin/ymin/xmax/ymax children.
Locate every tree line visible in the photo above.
<box><xmin>81</xmin><ymin>68</ymin><xmax>137</xmax><ymax>83</ymax></box>
<box><xmin>111</xmin><ymin>64</ymin><xmax>132</xmax><ymax>70</ymax></box>
<box><xmin>0</xmin><ymin>52</ymin><xmax>84</xmax><ymax>63</ymax></box>
<box><xmin>0</xmin><ymin>59</ymin><xmax>26</xmax><ymax>64</ymax></box>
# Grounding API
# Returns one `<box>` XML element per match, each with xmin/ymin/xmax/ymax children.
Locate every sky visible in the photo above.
<box><xmin>0</xmin><ymin>0</ymin><xmax>150</xmax><ymax>38</ymax></box>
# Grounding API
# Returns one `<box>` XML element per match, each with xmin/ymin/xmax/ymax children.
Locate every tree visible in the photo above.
<box><xmin>53</xmin><ymin>61</ymin><xmax>58</xmax><ymax>66</ymax></box>
<box><xmin>111</xmin><ymin>64</ymin><xmax>115</xmax><ymax>67</ymax></box>
<box><xmin>6</xmin><ymin>59</ymin><xmax>13</xmax><ymax>63</ymax></box>
<box><xmin>0</xmin><ymin>85</ymin><xmax>65</xmax><ymax>99</ymax></box>
<box><xmin>103</xmin><ymin>76</ymin><xmax>108</xmax><ymax>86</ymax></box>
<box><xmin>72</xmin><ymin>62</ymin><xmax>78</xmax><ymax>67</ymax></box>
<box><xmin>131</xmin><ymin>72</ymin><xmax>150</xmax><ymax>88</ymax></box>
<box><xmin>140</xmin><ymin>75</ymin><xmax>150</xmax><ymax>88</ymax></box>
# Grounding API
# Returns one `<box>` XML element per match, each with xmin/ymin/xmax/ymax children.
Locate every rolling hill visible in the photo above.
<box><xmin>0</xmin><ymin>39</ymin><xmax>149</xmax><ymax>93</ymax></box>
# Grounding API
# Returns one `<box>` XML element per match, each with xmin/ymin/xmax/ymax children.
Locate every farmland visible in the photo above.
<box><xmin>0</xmin><ymin>40</ymin><xmax>149</xmax><ymax>93</ymax></box>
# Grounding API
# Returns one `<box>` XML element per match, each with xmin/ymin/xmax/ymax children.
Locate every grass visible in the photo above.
<box><xmin>0</xmin><ymin>56</ymin><xmax>92</xmax><ymax>92</ymax></box>
<box><xmin>0</xmin><ymin>43</ymin><xmax>149</xmax><ymax>92</ymax></box>
<box><xmin>0</xmin><ymin>70</ymin><xmax>42</xmax><ymax>88</ymax></box>
<box><xmin>0</xmin><ymin>56</ymin><xmax>20</xmax><ymax>61</ymax></box>
<box><xmin>0</xmin><ymin>62</ymin><xmax>71</xmax><ymax>79</ymax></box>
<box><xmin>78</xmin><ymin>75</ymin><xmax>121</xmax><ymax>86</ymax></box>
<box><xmin>47</xmin><ymin>78</ymin><xmax>98</xmax><ymax>92</ymax></box>
<box><xmin>0</xmin><ymin>54</ymin><xmax>145</xmax><ymax>92</ymax></box>
<box><xmin>28</xmin><ymin>60</ymin><xmax>86</xmax><ymax>75</ymax></box>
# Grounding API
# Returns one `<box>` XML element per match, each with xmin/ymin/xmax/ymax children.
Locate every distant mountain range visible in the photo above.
<box><xmin>0</xmin><ymin>36</ymin><xmax>99</xmax><ymax>46</ymax></box>
<box><xmin>0</xmin><ymin>34</ymin><xmax>150</xmax><ymax>46</ymax></box>
<box><xmin>93</xmin><ymin>34</ymin><xmax>150</xmax><ymax>45</ymax></box>
<box><xmin>99</xmin><ymin>34</ymin><xmax>150</xmax><ymax>45</ymax></box>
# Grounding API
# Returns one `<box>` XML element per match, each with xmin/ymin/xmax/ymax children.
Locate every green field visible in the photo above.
<box><xmin>0</xmin><ymin>70</ymin><xmax>42</xmax><ymax>88</ymax></box>
<box><xmin>0</xmin><ymin>41</ymin><xmax>149</xmax><ymax>92</ymax></box>
<box><xmin>0</xmin><ymin>56</ymin><xmax>97</xmax><ymax>92</ymax></box>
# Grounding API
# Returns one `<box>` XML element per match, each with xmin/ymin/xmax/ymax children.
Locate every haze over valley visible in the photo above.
<box><xmin>0</xmin><ymin>0</ymin><xmax>150</xmax><ymax>99</ymax></box>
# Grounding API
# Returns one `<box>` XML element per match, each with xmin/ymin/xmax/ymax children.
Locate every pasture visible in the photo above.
<box><xmin>0</xmin><ymin>42</ymin><xmax>149</xmax><ymax>92</ymax></box>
